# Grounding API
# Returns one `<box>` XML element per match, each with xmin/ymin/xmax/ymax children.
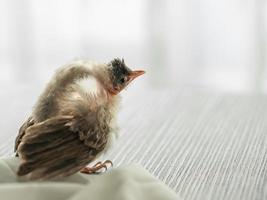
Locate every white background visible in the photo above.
<box><xmin>0</xmin><ymin>0</ymin><xmax>267</xmax><ymax>93</ymax></box>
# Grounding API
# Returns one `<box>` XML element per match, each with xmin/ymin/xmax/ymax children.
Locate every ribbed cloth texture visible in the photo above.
<box><xmin>105</xmin><ymin>90</ymin><xmax>267</xmax><ymax>200</ymax></box>
<box><xmin>1</xmin><ymin>89</ymin><xmax>267</xmax><ymax>200</ymax></box>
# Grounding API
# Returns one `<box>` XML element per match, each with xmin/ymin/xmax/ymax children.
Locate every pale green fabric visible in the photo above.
<box><xmin>0</xmin><ymin>157</ymin><xmax>178</xmax><ymax>200</ymax></box>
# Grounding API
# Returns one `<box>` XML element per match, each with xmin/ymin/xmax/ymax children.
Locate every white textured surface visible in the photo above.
<box><xmin>107</xmin><ymin>89</ymin><xmax>267</xmax><ymax>200</ymax></box>
<box><xmin>0</xmin><ymin>158</ymin><xmax>178</xmax><ymax>200</ymax></box>
<box><xmin>1</xmin><ymin>87</ymin><xmax>267</xmax><ymax>200</ymax></box>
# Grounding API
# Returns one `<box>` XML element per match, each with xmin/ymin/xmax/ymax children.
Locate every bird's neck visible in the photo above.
<box><xmin>76</xmin><ymin>74</ymin><xmax>118</xmax><ymax>105</ymax></box>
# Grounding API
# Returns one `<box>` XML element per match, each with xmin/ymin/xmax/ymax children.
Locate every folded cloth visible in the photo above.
<box><xmin>0</xmin><ymin>157</ymin><xmax>179</xmax><ymax>200</ymax></box>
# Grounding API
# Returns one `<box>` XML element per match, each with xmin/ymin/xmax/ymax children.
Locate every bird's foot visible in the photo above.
<box><xmin>80</xmin><ymin>160</ymin><xmax>113</xmax><ymax>174</ymax></box>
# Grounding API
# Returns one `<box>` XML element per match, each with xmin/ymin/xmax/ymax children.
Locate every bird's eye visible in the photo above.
<box><xmin>119</xmin><ymin>77</ymin><xmax>126</xmax><ymax>84</ymax></box>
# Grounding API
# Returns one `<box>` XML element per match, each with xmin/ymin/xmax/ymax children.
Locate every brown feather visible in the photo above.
<box><xmin>17</xmin><ymin>115</ymin><xmax>107</xmax><ymax>179</ymax></box>
<box><xmin>14</xmin><ymin>117</ymin><xmax>34</xmax><ymax>156</ymax></box>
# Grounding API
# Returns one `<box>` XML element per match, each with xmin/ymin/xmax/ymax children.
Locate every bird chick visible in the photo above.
<box><xmin>14</xmin><ymin>58</ymin><xmax>145</xmax><ymax>180</ymax></box>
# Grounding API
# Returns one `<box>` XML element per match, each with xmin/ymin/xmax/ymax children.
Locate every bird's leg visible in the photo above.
<box><xmin>80</xmin><ymin>160</ymin><xmax>113</xmax><ymax>174</ymax></box>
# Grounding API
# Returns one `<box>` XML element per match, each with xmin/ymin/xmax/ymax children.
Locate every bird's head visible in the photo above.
<box><xmin>104</xmin><ymin>58</ymin><xmax>145</xmax><ymax>95</ymax></box>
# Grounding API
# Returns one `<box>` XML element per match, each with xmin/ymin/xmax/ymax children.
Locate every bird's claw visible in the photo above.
<box><xmin>80</xmin><ymin>160</ymin><xmax>113</xmax><ymax>174</ymax></box>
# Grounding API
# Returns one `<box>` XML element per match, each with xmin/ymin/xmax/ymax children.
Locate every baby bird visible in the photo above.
<box><xmin>14</xmin><ymin>58</ymin><xmax>145</xmax><ymax>180</ymax></box>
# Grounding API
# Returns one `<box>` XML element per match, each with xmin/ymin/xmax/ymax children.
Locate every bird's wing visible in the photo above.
<box><xmin>17</xmin><ymin>115</ymin><xmax>106</xmax><ymax>180</ymax></box>
<box><xmin>14</xmin><ymin>117</ymin><xmax>35</xmax><ymax>155</ymax></box>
